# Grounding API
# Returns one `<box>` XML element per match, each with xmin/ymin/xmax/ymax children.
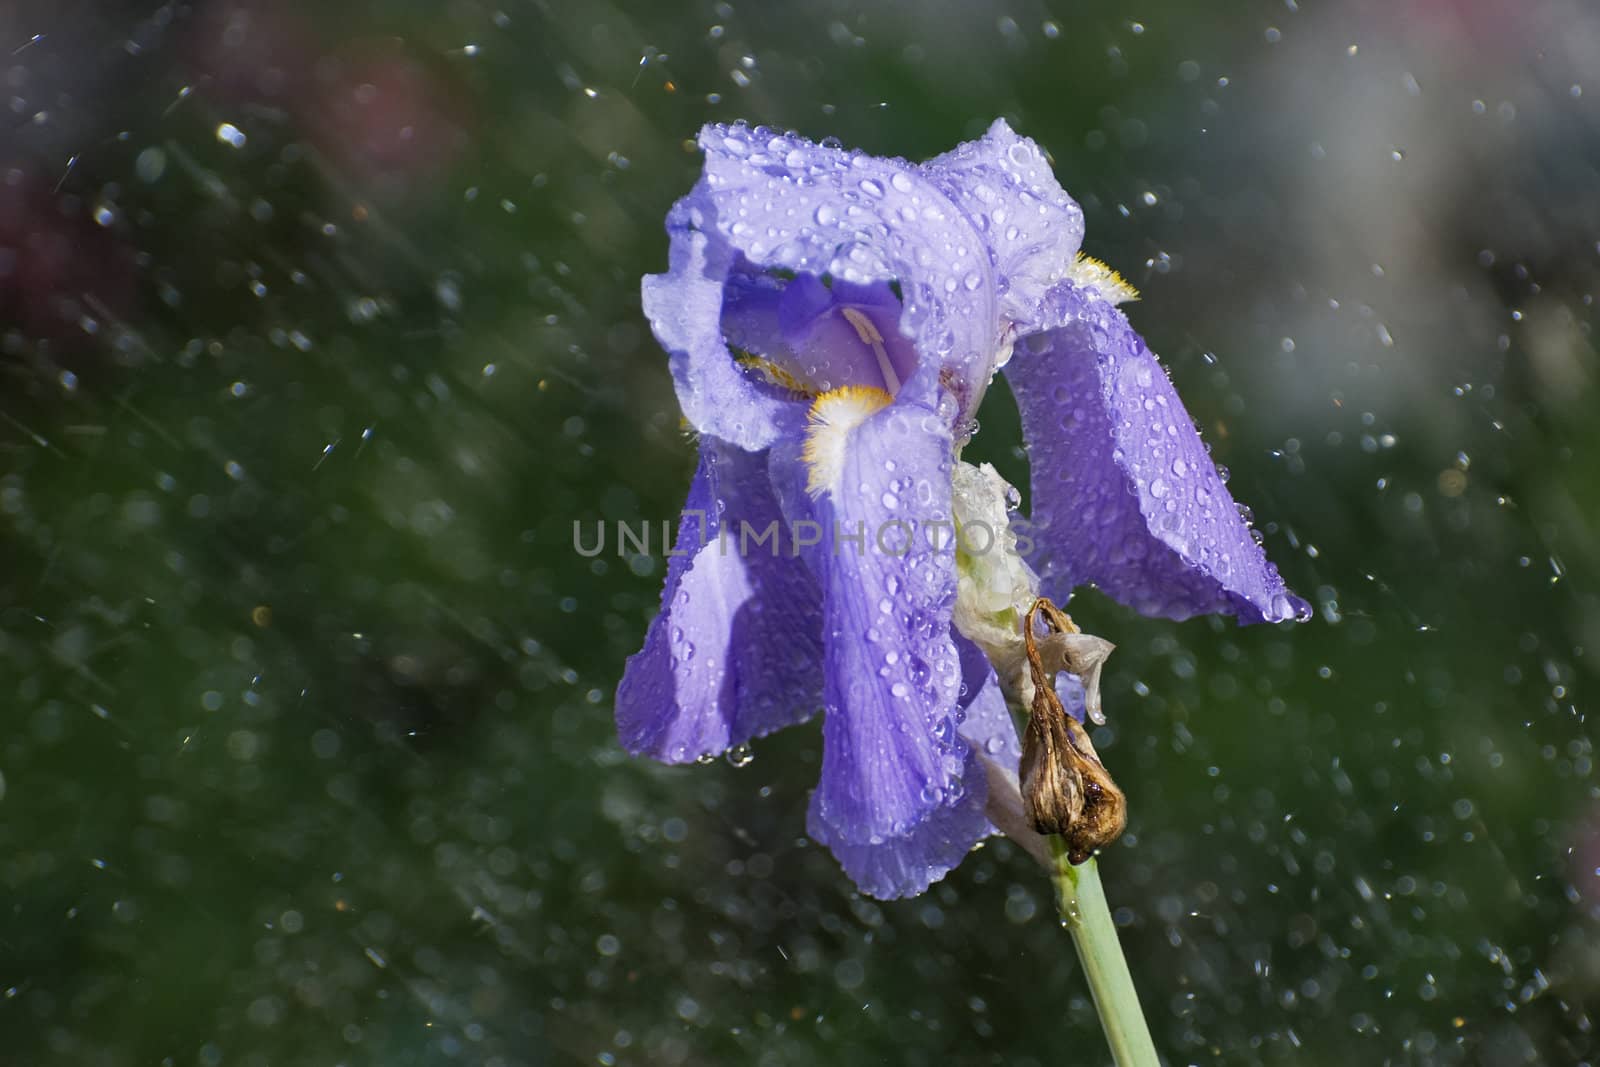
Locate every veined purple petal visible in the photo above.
<box><xmin>641</xmin><ymin>195</ymin><xmax>799</xmax><ymax>450</ymax></box>
<box><xmin>801</xmin><ymin>391</ymin><xmax>971</xmax><ymax>843</ymax></box>
<box><xmin>920</xmin><ymin>119</ymin><xmax>1086</xmax><ymax>332</ymax></box>
<box><xmin>1006</xmin><ymin>281</ymin><xmax>1310</xmax><ymax>624</ymax></box>
<box><xmin>814</xmin><ymin>744</ymin><xmax>993</xmax><ymax>899</ymax></box>
<box><xmin>816</xmin><ymin>634</ymin><xmax>1022</xmax><ymax>899</ymax></box>
<box><xmin>694</xmin><ymin>123</ymin><xmax>999</xmax><ymax>415</ymax></box>
<box><xmin>954</xmin><ymin>633</ymin><xmax>1023</xmax><ymax>766</ymax></box>
<box><xmin>616</xmin><ymin>438</ymin><xmax>823</xmax><ymax>762</ymax></box>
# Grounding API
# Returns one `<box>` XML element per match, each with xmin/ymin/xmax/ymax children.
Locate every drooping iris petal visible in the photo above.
<box><xmin>792</xmin><ymin>390</ymin><xmax>994</xmax><ymax>891</ymax></box>
<box><xmin>820</xmin><ymin>636</ymin><xmax>1028</xmax><ymax>900</ymax></box>
<box><xmin>814</xmin><ymin>745</ymin><xmax>992</xmax><ymax>900</ymax></box>
<box><xmin>693</xmin><ymin>124</ymin><xmax>998</xmax><ymax>409</ymax></box>
<box><xmin>920</xmin><ymin>119</ymin><xmax>1086</xmax><ymax>333</ymax></box>
<box><xmin>641</xmin><ymin>196</ymin><xmax>796</xmax><ymax>450</ymax></box>
<box><xmin>1006</xmin><ymin>281</ymin><xmax>1310</xmax><ymax>623</ymax></box>
<box><xmin>615</xmin><ymin>437</ymin><xmax>824</xmax><ymax>762</ymax></box>
<box><xmin>954</xmin><ymin>633</ymin><xmax>1023</xmax><ymax>767</ymax></box>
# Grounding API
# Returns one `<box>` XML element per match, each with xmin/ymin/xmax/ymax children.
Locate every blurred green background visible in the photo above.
<box><xmin>3</xmin><ymin>1</ymin><xmax>1598</xmax><ymax>1064</ymax></box>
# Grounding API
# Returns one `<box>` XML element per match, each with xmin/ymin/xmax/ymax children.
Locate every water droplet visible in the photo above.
<box><xmin>135</xmin><ymin>146</ymin><xmax>166</xmax><ymax>183</ymax></box>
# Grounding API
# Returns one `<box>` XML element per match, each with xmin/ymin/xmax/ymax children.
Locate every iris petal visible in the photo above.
<box><xmin>641</xmin><ymin>199</ymin><xmax>799</xmax><ymax>450</ymax></box>
<box><xmin>919</xmin><ymin>118</ymin><xmax>1086</xmax><ymax>333</ymax></box>
<box><xmin>813</xmin><ymin>747</ymin><xmax>993</xmax><ymax>900</ymax></box>
<box><xmin>1006</xmin><ymin>281</ymin><xmax>1310</xmax><ymax>623</ymax></box>
<box><xmin>777</xmin><ymin>389</ymin><xmax>996</xmax><ymax>897</ymax></box>
<box><xmin>616</xmin><ymin>438</ymin><xmax>824</xmax><ymax>762</ymax></box>
<box><xmin>814</xmin><ymin>635</ymin><xmax>1026</xmax><ymax>900</ymax></box>
<box><xmin>953</xmin><ymin>633</ymin><xmax>1023</xmax><ymax>768</ymax></box>
<box><xmin>803</xmin><ymin>395</ymin><xmax>966</xmax><ymax>845</ymax></box>
<box><xmin>693</xmin><ymin>124</ymin><xmax>999</xmax><ymax>409</ymax></box>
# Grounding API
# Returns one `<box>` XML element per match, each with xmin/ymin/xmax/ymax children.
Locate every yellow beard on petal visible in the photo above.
<box><xmin>803</xmin><ymin>385</ymin><xmax>894</xmax><ymax>498</ymax></box>
<box><xmin>1066</xmin><ymin>252</ymin><xmax>1140</xmax><ymax>305</ymax></box>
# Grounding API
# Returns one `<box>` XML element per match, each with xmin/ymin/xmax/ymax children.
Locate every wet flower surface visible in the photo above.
<box><xmin>4</xmin><ymin>4</ymin><xmax>1597</xmax><ymax>1062</ymax></box>
<box><xmin>618</xmin><ymin>121</ymin><xmax>1307</xmax><ymax>898</ymax></box>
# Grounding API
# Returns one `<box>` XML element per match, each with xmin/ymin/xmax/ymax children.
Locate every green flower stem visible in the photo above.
<box><xmin>1049</xmin><ymin>839</ymin><xmax>1161</xmax><ymax>1067</ymax></box>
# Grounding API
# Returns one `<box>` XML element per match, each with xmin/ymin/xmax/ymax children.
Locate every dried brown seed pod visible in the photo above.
<box><xmin>1019</xmin><ymin>598</ymin><xmax>1128</xmax><ymax>863</ymax></box>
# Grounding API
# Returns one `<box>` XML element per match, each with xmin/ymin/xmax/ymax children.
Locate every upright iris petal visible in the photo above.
<box><xmin>690</xmin><ymin>124</ymin><xmax>1001</xmax><ymax>415</ymax></box>
<box><xmin>919</xmin><ymin>118</ymin><xmax>1086</xmax><ymax>333</ymax></box>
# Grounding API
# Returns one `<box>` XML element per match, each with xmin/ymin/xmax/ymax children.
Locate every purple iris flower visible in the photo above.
<box><xmin>616</xmin><ymin>120</ymin><xmax>1308</xmax><ymax>899</ymax></box>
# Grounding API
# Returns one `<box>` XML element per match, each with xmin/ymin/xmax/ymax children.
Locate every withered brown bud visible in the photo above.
<box><xmin>1057</xmin><ymin>719</ymin><xmax>1126</xmax><ymax>865</ymax></box>
<box><xmin>1019</xmin><ymin>598</ymin><xmax>1128</xmax><ymax>864</ymax></box>
<box><xmin>1020</xmin><ymin>692</ymin><xmax>1084</xmax><ymax>836</ymax></box>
